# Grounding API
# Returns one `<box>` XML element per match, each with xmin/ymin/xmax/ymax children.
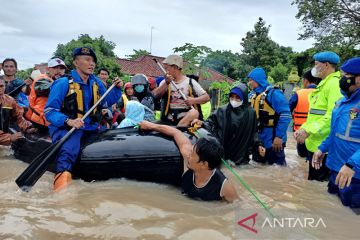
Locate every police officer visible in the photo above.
<box><xmin>312</xmin><ymin>57</ymin><xmax>360</xmax><ymax>209</ymax></box>
<box><xmin>248</xmin><ymin>67</ymin><xmax>291</xmax><ymax>166</ymax></box>
<box><xmin>44</xmin><ymin>47</ymin><xmax>122</xmax><ymax>191</ymax></box>
<box><xmin>295</xmin><ymin>51</ymin><xmax>343</xmax><ymax>181</ymax></box>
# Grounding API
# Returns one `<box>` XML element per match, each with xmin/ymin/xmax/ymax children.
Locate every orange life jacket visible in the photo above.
<box><xmin>25</xmin><ymin>74</ymin><xmax>53</xmax><ymax>126</ymax></box>
<box><xmin>293</xmin><ymin>88</ymin><xmax>315</xmax><ymax>131</ymax></box>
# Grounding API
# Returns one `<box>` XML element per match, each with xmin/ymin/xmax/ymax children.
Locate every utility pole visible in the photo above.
<box><xmin>150</xmin><ymin>26</ymin><xmax>154</xmax><ymax>54</ymax></box>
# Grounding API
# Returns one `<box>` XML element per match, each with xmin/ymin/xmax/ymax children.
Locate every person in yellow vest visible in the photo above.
<box><xmin>248</xmin><ymin>67</ymin><xmax>291</xmax><ymax>166</ymax></box>
<box><xmin>294</xmin><ymin>51</ymin><xmax>343</xmax><ymax>181</ymax></box>
<box><xmin>153</xmin><ymin>54</ymin><xmax>210</xmax><ymax>127</ymax></box>
<box><xmin>289</xmin><ymin>70</ymin><xmax>320</xmax><ymax>157</ymax></box>
<box><xmin>117</xmin><ymin>82</ymin><xmax>137</xmax><ymax>113</ymax></box>
<box><xmin>44</xmin><ymin>47</ymin><xmax>123</xmax><ymax>191</ymax></box>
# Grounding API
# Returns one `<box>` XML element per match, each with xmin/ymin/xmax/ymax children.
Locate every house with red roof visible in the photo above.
<box><xmin>117</xmin><ymin>55</ymin><xmax>234</xmax><ymax>84</ymax></box>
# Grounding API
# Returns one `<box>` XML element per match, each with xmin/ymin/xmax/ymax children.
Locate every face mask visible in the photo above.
<box><xmin>311</xmin><ymin>66</ymin><xmax>320</xmax><ymax>78</ymax></box>
<box><xmin>134</xmin><ymin>85</ymin><xmax>145</xmax><ymax>93</ymax></box>
<box><xmin>230</xmin><ymin>100</ymin><xmax>242</xmax><ymax>108</ymax></box>
<box><xmin>339</xmin><ymin>76</ymin><xmax>355</xmax><ymax>93</ymax></box>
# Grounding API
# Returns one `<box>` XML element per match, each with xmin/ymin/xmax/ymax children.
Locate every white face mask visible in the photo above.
<box><xmin>311</xmin><ymin>67</ymin><xmax>320</xmax><ymax>78</ymax></box>
<box><xmin>230</xmin><ymin>100</ymin><xmax>242</xmax><ymax>108</ymax></box>
<box><xmin>311</xmin><ymin>63</ymin><xmax>325</xmax><ymax>78</ymax></box>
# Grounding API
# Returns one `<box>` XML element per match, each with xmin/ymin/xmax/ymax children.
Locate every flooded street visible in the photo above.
<box><xmin>1</xmin><ymin>135</ymin><xmax>359</xmax><ymax>240</ymax></box>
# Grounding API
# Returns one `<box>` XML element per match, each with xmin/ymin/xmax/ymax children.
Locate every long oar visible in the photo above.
<box><xmin>15</xmin><ymin>82</ymin><xmax>118</xmax><ymax>191</ymax></box>
<box><xmin>193</xmin><ymin>129</ymin><xmax>275</xmax><ymax>218</ymax></box>
<box><xmin>8</xmin><ymin>83</ymin><xmax>26</xmax><ymax>97</ymax></box>
<box><xmin>153</xmin><ymin>58</ymin><xmax>195</xmax><ymax>110</ymax></box>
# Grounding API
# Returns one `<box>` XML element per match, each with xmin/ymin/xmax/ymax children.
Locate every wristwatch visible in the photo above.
<box><xmin>345</xmin><ymin>162</ymin><xmax>354</xmax><ymax>169</ymax></box>
<box><xmin>64</xmin><ymin>118</ymin><xmax>70</xmax><ymax>125</ymax></box>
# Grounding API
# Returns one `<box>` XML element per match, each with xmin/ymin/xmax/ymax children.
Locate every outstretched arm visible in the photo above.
<box><xmin>139</xmin><ymin>121</ymin><xmax>192</xmax><ymax>173</ymax></box>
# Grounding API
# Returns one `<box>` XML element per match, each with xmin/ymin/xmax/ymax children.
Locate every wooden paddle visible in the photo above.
<box><xmin>15</xmin><ymin>82</ymin><xmax>118</xmax><ymax>191</ymax></box>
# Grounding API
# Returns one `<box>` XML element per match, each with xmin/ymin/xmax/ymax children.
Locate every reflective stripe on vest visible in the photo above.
<box><xmin>335</xmin><ymin>101</ymin><xmax>360</xmax><ymax>144</ymax></box>
<box><xmin>309</xmin><ymin>109</ymin><xmax>327</xmax><ymax>115</ymax></box>
<box><xmin>293</xmin><ymin>88</ymin><xmax>315</xmax><ymax>130</ymax></box>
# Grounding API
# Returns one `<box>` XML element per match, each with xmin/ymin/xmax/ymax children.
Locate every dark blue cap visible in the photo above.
<box><xmin>229</xmin><ymin>87</ymin><xmax>244</xmax><ymax>101</ymax></box>
<box><xmin>341</xmin><ymin>57</ymin><xmax>360</xmax><ymax>75</ymax></box>
<box><xmin>72</xmin><ymin>47</ymin><xmax>97</xmax><ymax>63</ymax></box>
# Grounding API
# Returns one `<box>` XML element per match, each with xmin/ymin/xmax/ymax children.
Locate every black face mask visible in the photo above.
<box><xmin>339</xmin><ymin>76</ymin><xmax>356</xmax><ymax>93</ymax></box>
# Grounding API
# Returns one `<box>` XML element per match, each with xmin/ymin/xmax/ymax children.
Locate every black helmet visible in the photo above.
<box><xmin>131</xmin><ymin>74</ymin><xmax>148</xmax><ymax>85</ymax></box>
<box><xmin>34</xmin><ymin>78</ymin><xmax>53</xmax><ymax>97</ymax></box>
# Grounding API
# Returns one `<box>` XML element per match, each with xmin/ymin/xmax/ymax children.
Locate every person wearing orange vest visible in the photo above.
<box><xmin>25</xmin><ymin>57</ymin><xmax>67</xmax><ymax>132</ymax></box>
<box><xmin>289</xmin><ymin>70</ymin><xmax>320</xmax><ymax>157</ymax></box>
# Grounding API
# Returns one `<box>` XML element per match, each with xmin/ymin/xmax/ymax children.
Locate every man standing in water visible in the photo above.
<box><xmin>139</xmin><ymin>120</ymin><xmax>238</xmax><ymax>202</ymax></box>
<box><xmin>45</xmin><ymin>47</ymin><xmax>123</xmax><ymax>191</ymax></box>
<box><xmin>295</xmin><ymin>51</ymin><xmax>342</xmax><ymax>181</ymax></box>
<box><xmin>312</xmin><ymin>57</ymin><xmax>360</xmax><ymax>210</ymax></box>
<box><xmin>248</xmin><ymin>67</ymin><xmax>291</xmax><ymax>166</ymax></box>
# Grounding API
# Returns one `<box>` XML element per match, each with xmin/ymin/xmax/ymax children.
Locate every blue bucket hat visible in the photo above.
<box><xmin>313</xmin><ymin>51</ymin><xmax>340</xmax><ymax>65</ymax></box>
<box><xmin>73</xmin><ymin>47</ymin><xmax>97</xmax><ymax>63</ymax></box>
<box><xmin>341</xmin><ymin>57</ymin><xmax>360</xmax><ymax>75</ymax></box>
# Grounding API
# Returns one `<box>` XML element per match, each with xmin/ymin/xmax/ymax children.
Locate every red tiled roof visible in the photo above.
<box><xmin>117</xmin><ymin>55</ymin><xmax>165</xmax><ymax>78</ymax></box>
<box><xmin>117</xmin><ymin>55</ymin><xmax>234</xmax><ymax>83</ymax></box>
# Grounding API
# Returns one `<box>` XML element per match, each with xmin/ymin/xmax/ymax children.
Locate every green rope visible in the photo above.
<box><xmin>221</xmin><ymin>158</ymin><xmax>275</xmax><ymax>218</ymax></box>
<box><xmin>194</xmin><ymin>129</ymin><xmax>275</xmax><ymax>218</ymax></box>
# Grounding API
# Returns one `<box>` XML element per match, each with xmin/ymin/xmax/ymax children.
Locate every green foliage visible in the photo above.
<box><xmin>126</xmin><ymin>49</ymin><xmax>151</xmax><ymax>60</ymax></box>
<box><xmin>173</xmin><ymin>43</ymin><xmax>212</xmax><ymax>74</ymax></box>
<box><xmin>269</xmin><ymin>63</ymin><xmax>289</xmax><ymax>83</ymax></box>
<box><xmin>288</xmin><ymin>68</ymin><xmax>300</xmax><ymax>83</ymax></box>
<box><xmin>209</xmin><ymin>81</ymin><xmax>232</xmax><ymax>105</ymax></box>
<box><xmin>53</xmin><ymin>34</ymin><xmax>121</xmax><ymax>78</ymax></box>
<box><xmin>293</xmin><ymin>0</ymin><xmax>360</xmax><ymax>48</ymax></box>
<box><xmin>240</xmin><ymin>17</ymin><xmax>294</xmax><ymax>73</ymax></box>
<box><xmin>17</xmin><ymin>68</ymin><xmax>33</xmax><ymax>80</ymax></box>
<box><xmin>202</xmin><ymin>50</ymin><xmax>245</xmax><ymax>81</ymax></box>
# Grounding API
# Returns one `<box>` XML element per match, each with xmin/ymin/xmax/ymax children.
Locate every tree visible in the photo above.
<box><xmin>173</xmin><ymin>43</ymin><xmax>212</xmax><ymax>74</ymax></box>
<box><xmin>202</xmin><ymin>50</ymin><xmax>245</xmax><ymax>80</ymax></box>
<box><xmin>126</xmin><ymin>49</ymin><xmax>150</xmax><ymax>60</ymax></box>
<box><xmin>293</xmin><ymin>0</ymin><xmax>360</xmax><ymax>47</ymax></box>
<box><xmin>17</xmin><ymin>68</ymin><xmax>33</xmax><ymax>80</ymax></box>
<box><xmin>269</xmin><ymin>63</ymin><xmax>289</xmax><ymax>83</ymax></box>
<box><xmin>240</xmin><ymin>17</ymin><xmax>290</xmax><ymax>73</ymax></box>
<box><xmin>53</xmin><ymin>34</ymin><xmax>121</xmax><ymax>78</ymax></box>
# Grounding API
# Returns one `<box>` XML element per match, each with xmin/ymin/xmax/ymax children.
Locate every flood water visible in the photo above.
<box><xmin>0</xmin><ymin>134</ymin><xmax>359</xmax><ymax>240</ymax></box>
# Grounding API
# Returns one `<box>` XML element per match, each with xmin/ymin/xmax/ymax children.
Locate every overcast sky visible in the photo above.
<box><xmin>0</xmin><ymin>0</ymin><xmax>314</xmax><ymax>70</ymax></box>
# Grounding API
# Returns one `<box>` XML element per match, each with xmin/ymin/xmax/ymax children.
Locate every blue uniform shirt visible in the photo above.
<box><xmin>45</xmin><ymin>70</ymin><xmax>121</xmax><ymax>135</ymax></box>
<box><xmin>319</xmin><ymin>89</ymin><xmax>360</xmax><ymax>179</ymax></box>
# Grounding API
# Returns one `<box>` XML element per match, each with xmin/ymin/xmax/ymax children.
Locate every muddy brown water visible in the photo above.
<box><xmin>0</xmin><ymin>135</ymin><xmax>359</xmax><ymax>240</ymax></box>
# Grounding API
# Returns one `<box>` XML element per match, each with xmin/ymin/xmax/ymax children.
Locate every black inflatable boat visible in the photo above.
<box><xmin>12</xmin><ymin>127</ymin><xmax>199</xmax><ymax>185</ymax></box>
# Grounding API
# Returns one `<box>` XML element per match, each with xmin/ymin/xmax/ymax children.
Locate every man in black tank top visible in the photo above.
<box><xmin>139</xmin><ymin>121</ymin><xmax>238</xmax><ymax>202</ymax></box>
